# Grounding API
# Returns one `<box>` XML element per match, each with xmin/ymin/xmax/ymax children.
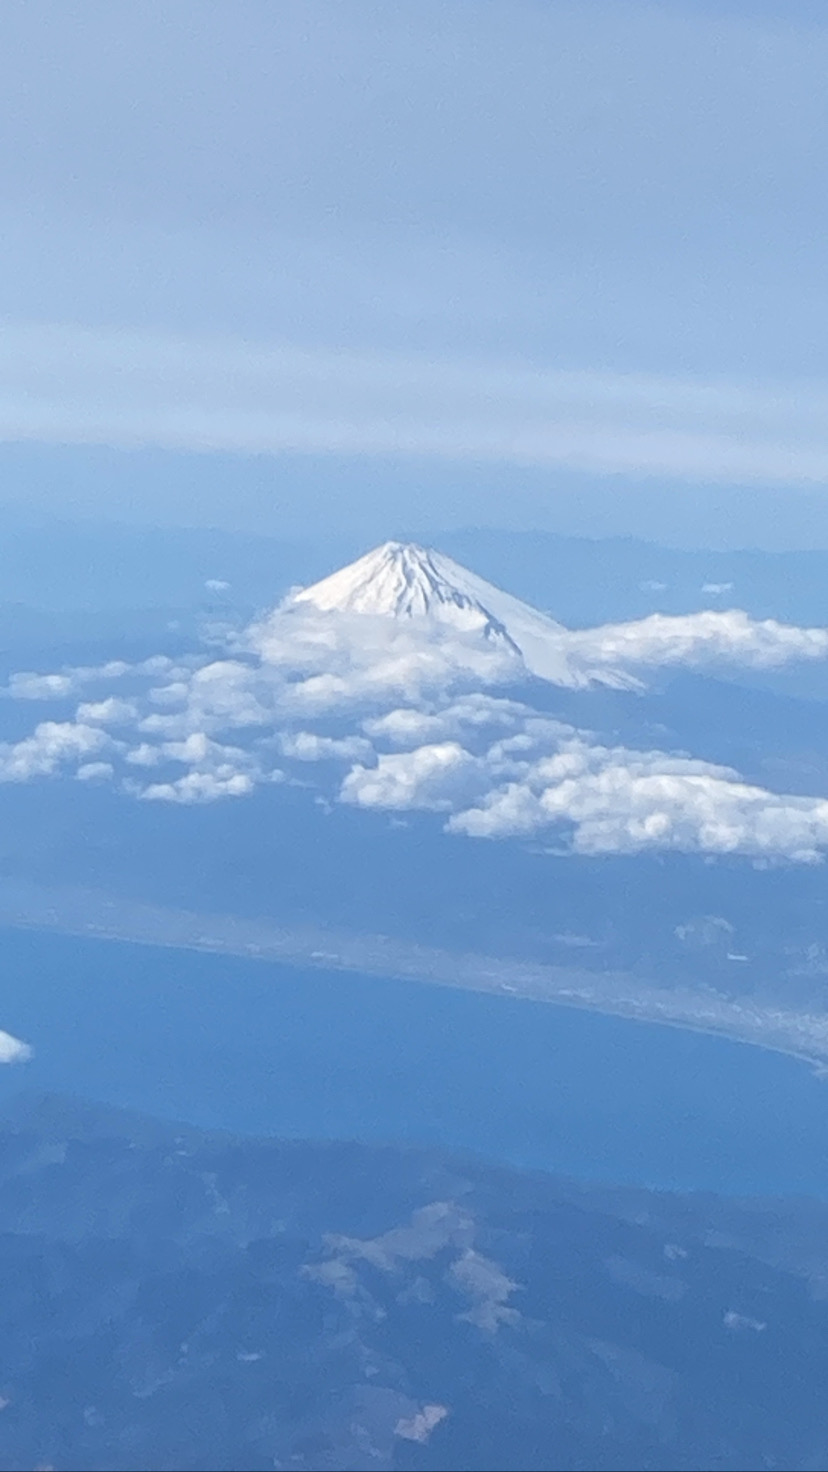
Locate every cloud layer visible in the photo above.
<box><xmin>447</xmin><ymin>739</ymin><xmax>828</xmax><ymax>862</ymax></box>
<box><xmin>5</xmin><ymin>591</ymin><xmax>828</xmax><ymax>864</ymax></box>
<box><xmin>569</xmin><ymin>610</ymin><xmax>828</xmax><ymax>672</ymax></box>
<box><xmin>5</xmin><ymin>321</ymin><xmax>828</xmax><ymax>488</ymax></box>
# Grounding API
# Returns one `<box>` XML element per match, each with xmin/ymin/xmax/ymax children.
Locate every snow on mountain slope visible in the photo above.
<box><xmin>288</xmin><ymin>541</ymin><xmax>633</xmax><ymax>689</ymax></box>
<box><xmin>294</xmin><ymin>542</ymin><xmax>524</xmax><ymax>630</ymax></box>
<box><xmin>293</xmin><ymin>542</ymin><xmax>523</xmax><ymax>652</ymax></box>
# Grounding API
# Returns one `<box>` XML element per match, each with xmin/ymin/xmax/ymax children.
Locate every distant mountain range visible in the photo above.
<box><xmin>9</xmin><ymin>519</ymin><xmax>828</xmax><ymax>633</ymax></box>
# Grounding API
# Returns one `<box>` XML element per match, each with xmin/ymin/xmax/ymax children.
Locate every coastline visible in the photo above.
<box><xmin>2</xmin><ymin>877</ymin><xmax>827</xmax><ymax>1075</ymax></box>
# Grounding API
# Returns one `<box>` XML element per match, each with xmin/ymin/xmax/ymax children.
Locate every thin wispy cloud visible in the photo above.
<box><xmin>3</xmin><ymin>321</ymin><xmax>828</xmax><ymax>487</ymax></box>
<box><xmin>0</xmin><ymin>3</ymin><xmax>827</xmax><ymax>535</ymax></box>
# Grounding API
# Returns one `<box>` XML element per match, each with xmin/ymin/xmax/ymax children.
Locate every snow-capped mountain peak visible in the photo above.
<box><xmin>293</xmin><ymin>541</ymin><xmax>520</xmax><ymax>648</ymax></box>
<box><xmin>284</xmin><ymin>540</ymin><xmax>617</xmax><ymax>687</ymax></box>
<box><xmin>292</xmin><ymin>541</ymin><xmax>459</xmax><ymax>618</ymax></box>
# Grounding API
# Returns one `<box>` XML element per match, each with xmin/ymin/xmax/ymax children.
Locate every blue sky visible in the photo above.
<box><xmin>2</xmin><ymin>0</ymin><xmax>828</xmax><ymax>546</ymax></box>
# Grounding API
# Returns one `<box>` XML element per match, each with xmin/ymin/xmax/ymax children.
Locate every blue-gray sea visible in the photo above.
<box><xmin>2</xmin><ymin>928</ymin><xmax>827</xmax><ymax>1196</ymax></box>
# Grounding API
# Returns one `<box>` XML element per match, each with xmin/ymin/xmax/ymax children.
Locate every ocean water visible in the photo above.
<box><xmin>2</xmin><ymin>927</ymin><xmax>828</xmax><ymax>1197</ymax></box>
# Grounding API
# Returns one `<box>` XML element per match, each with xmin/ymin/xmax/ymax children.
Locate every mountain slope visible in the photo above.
<box><xmin>289</xmin><ymin>541</ymin><xmax>634</xmax><ymax>689</ymax></box>
<box><xmin>3</xmin><ymin>1094</ymin><xmax>828</xmax><ymax>1472</ymax></box>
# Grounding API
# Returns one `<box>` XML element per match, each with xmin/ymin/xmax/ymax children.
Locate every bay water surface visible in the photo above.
<box><xmin>2</xmin><ymin>927</ymin><xmax>827</xmax><ymax>1196</ymax></box>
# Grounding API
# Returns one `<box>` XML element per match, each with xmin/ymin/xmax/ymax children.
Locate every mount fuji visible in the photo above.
<box><xmin>282</xmin><ymin>540</ymin><xmax>634</xmax><ymax>690</ymax></box>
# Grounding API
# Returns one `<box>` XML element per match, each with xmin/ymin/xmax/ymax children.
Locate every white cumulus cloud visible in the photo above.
<box><xmin>448</xmin><ymin>737</ymin><xmax>828</xmax><ymax>862</ymax></box>
<box><xmin>279</xmin><ymin>730</ymin><xmax>374</xmax><ymax>762</ymax></box>
<box><xmin>341</xmin><ymin>741</ymin><xmax>484</xmax><ymax>813</ymax></box>
<box><xmin>125</xmin><ymin>742</ymin><xmax>163</xmax><ymax>767</ymax></box>
<box><xmin>76</xmin><ymin>761</ymin><xmax>115</xmax><ymax>782</ymax></box>
<box><xmin>141</xmin><ymin>770</ymin><xmax>256</xmax><ymax>804</ymax></box>
<box><xmin>6</xmin><ymin>661</ymin><xmax>132</xmax><ymax>701</ymax></box>
<box><xmin>0</xmin><ymin>721</ymin><xmax>110</xmax><ymax>781</ymax></box>
<box><xmin>363</xmin><ymin>694</ymin><xmax>530</xmax><ymax>749</ymax></box>
<box><xmin>76</xmin><ymin>697</ymin><xmax>139</xmax><ymax>725</ymax></box>
<box><xmin>7</xmin><ymin>564</ymin><xmax>828</xmax><ymax>868</ymax></box>
<box><xmin>0</xmin><ymin>1029</ymin><xmax>33</xmax><ymax>1064</ymax></box>
<box><xmin>7</xmin><ymin>672</ymin><xmax>75</xmax><ymax>700</ymax></box>
<box><xmin>570</xmin><ymin>609</ymin><xmax>828</xmax><ymax>673</ymax></box>
<box><xmin>139</xmin><ymin>660</ymin><xmax>271</xmax><ymax>738</ymax></box>
<box><xmin>245</xmin><ymin>606</ymin><xmax>517</xmax><ymax>707</ymax></box>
